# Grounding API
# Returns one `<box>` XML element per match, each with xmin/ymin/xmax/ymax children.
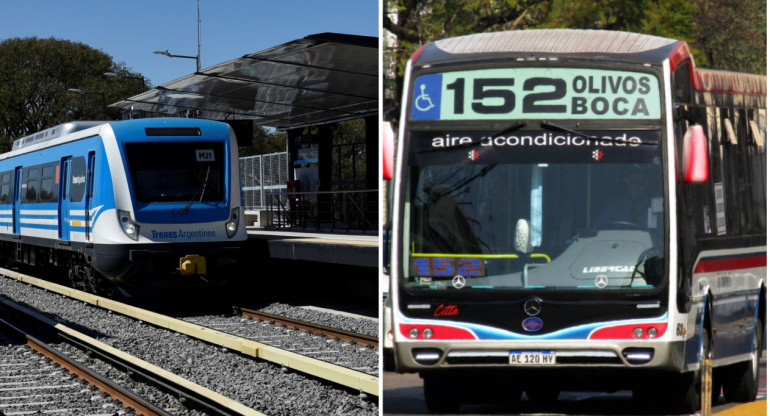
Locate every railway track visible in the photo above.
<box><xmin>177</xmin><ymin>306</ymin><xmax>379</xmax><ymax>376</ymax></box>
<box><xmin>0</xmin><ymin>267</ymin><xmax>378</xmax><ymax>415</ymax></box>
<box><xmin>234</xmin><ymin>306</ymin><xmax>379</xmax><ymax>348</ymax></box>
<box><xmin>0</xmin><ymin>315</ymin><xmax>174</xmax><ymax>415</ymax></box>
<box><xmin>0</xmin><ymin>296</ymin><xmax>264</xmax><ymax>416</ymax></box>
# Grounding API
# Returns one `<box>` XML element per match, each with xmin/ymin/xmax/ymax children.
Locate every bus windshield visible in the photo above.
<box><xmin>402</xmin><ymin>128</ymin><xmax>665</xmax><ymax>292</ymax></box>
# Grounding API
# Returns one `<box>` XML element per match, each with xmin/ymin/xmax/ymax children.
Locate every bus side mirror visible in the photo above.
<box><xmin>683</xmin><ymin>124</ymin><xmax>709</xmax><ymax>184</ymax></box>
<box><xmin>383</xmin><ymin>121</ymin><xmax>395</xmax><ymax>180</ymax></box>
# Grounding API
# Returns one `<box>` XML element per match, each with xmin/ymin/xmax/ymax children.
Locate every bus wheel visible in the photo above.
<box><xmin>664</xmin><ymin>326</ymin><xmax>711</xmax><ymax>414</ymax></box>
<box><xmin>723</xmin><ymin>318</ymin><xmax>763</xmax><ymax>402</ymax></box>
<box><xmin>423</xmin><ymin>374</ymin><xmax>461</xmax><ymax>413</ymax></box>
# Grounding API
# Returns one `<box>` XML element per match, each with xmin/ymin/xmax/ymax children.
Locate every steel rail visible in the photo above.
<box><xmin>0</xmin><ymin>316</ymin><xmax>172</xmax><ymax>416</ymax></box>
<box><xmin>0</xmin><ymin>267</ymin><xmax>379</xmax><ymax>396</ymax></box>
<box><xmin>0</xmin><ymin>295</ymin><xmax>267</xmax><ymax>416</ymax></box>
<box><xmin>234</xmin><ymin>306</ymin><xmax>379</xmax><ymax>348</ymax></box>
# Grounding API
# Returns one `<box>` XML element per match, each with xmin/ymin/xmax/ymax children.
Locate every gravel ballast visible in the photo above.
<box><xmin>0</xmin><ymin>278</ymin><xmax>379</xmax><ymax>416</ymax></box>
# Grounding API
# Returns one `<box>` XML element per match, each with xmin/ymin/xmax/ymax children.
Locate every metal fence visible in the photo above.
<box><xmin>240</xmin><ymin>153</ymin><xmax>377</xmax><ymax>232</ymax></box>
<box><xmin>239</xmin><ymin>152</ymin><xmax>289</xmax><ymax>210</ymax></box>
<box><xmin>266</xmin><ymin>189</ymin><xmax>378</xmax><ymax>233</ymax></box>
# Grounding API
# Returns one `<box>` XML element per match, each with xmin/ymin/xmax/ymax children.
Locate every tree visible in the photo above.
<box><xmin>383</xmin><ymin>0</ymin><xmax>766</xmax><ymax>116</ymax></box>
<box><xmin>237</xmin><ymin>126</ymin><xmax>287</xmax><ymax>156</ymax></box>
<box><xmin>694</xmin><ymin>0</ymin><xmax>766</xmax><ymax>75</ymax></box>
<box><xmin>540</xmin><ymin>0</ymin><xmax>648</xmax><ymax>30</ymax></box>
<box><xmin>383</xmin><ymin>0</ymin><xmax>550</xmax><ymax>112</ymax></box>
<box><xmin>331</xmin><ymin>119</ymin><xmax>368</xmax><ymax>189</ymax></box>
<box><xmin>0</xmin><ymin>37</ymin><xmax>149</xmax><ymax>151</ymax></box>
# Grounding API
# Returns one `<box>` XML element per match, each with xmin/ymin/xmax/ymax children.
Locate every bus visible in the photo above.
<box><xmin>383</xmin><ymin>29</ymin><xmax>766</xmax><ymax>413</ymax></box>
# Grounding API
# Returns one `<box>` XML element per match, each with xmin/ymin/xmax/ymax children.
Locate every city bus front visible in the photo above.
<box><xmin>390</xmin><ymin>55</ymin><xmax>683</xmax><ymax>400</ymax></box>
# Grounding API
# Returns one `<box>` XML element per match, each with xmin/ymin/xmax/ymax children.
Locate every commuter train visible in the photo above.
<box><xmin>0</xmin><ymin>118</ymin><xmax>247</xmax><ymax>296</ymax></box>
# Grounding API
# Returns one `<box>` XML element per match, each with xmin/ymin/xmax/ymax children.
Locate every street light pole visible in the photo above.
<box><xmin>68</xmin><ymin>88</ymin><xmax>106</xmax><ymax>119</ymax></box>
<box><xmin>153</xmin><ymin>50</ymin><xmax>200</xmax><ymax>72</ymax></box>
<box><xmin>153</xmin><ymin>0</ymin><xmax>201</xmax><ymax>72</ymax></box>
<box><xmin>104</xmin><ymin>72</ymin><xmax>146</xmax><ymax>93</ymax></box>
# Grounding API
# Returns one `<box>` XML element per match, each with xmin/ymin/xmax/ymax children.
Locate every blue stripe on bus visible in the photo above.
<box><xmin>400</xmin><ymin>313</ymin><xmax>668</xmax><ymax>341</ymax></box>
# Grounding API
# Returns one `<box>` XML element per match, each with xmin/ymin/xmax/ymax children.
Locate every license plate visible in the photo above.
<box><xmin>509</xmin><ymin>350</ymin><xmax>556</xmax><ymax>365</ymax></box>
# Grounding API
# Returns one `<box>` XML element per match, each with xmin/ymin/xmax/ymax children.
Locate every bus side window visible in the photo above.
<box><xmin>748</xmin><ymin>109</ymin><xmax>766</xmax><ymax>231</ymax></box>
<box><xmin>707</xmin><ymin>106</ymin><xmax>726</xmax><ymax>236</ymax></box>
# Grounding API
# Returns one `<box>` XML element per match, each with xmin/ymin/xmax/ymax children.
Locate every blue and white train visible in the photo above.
<box><xmin>0</xmin><ymin>118</ymin><xmax>247</xmax><ymax>296</ymax></box>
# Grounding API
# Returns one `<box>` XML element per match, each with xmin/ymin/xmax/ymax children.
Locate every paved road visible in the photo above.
<box><xmin>383</xmin><ymin>358</ymin><xmax>766</xmax><ymax>416</ymax></box>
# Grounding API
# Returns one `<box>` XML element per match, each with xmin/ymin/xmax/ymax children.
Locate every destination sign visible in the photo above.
<box><xmin>410</xmin><ymin>68</ymin><xmax>661</xmax><ymax>121</ymax></box>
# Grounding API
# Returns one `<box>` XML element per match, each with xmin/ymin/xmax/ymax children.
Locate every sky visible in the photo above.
<box><xmin>0</xmin><ymin>0</ymin><xmax>380</xmax><ymax>87</ymax></box>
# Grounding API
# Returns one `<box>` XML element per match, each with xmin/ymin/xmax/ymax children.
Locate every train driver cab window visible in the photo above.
<box><xmin>124</xmin><ymin>142</ymin><xmax>225</xmax><ymax>203</ymax></box>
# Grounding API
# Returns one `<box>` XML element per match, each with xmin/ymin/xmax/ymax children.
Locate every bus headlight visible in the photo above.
<box><xmin>225</xmin><ymin>207</ymin><xmax>240</xmax><ymax>238</ymax></box>
<box><xmin>118</xmin><ymin>210</ymin><xmax>139</xmax><ymax>241</ymax></box>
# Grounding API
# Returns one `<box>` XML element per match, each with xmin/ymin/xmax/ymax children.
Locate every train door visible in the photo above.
<box><xmin>85</xmin><ymin>151</ymin><xmax>95</xmax><ymax>241</ymax></box>
<box><xmin>12</xmin><ymin>167</ymin><xmax>21</xmax><ymax>236</ymax></box>
<box><xmin>58</xmin><ymin>157</ymin><xmax>71</xmax><ymax>240</ymax></box>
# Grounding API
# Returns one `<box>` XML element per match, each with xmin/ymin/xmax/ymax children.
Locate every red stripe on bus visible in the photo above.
<box><xmin>693</xmin><ymin>255</ymin><xmax>767</xmax><ymax>274</ymax></box>
<box><xmin>399</xmin><ymin>323</ymin><xmax>476</xmax><ymax>340</ymax></box>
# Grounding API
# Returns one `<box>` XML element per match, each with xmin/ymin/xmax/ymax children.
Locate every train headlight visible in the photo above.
<box><xmin>225</xmin><ymin>207</ymin><xmax>240</xmax><ymax>238</ymax></box>
<box><xmin>118</xmin><ymin>210</ymin><xmax>139</xmax><ymax>241</ymax></box>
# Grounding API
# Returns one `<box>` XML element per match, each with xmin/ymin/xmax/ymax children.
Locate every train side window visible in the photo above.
<box><xmin>40</xmin><ymin>164</ymin><xmax>57</xmax><ymax>202</ymax></box>
<box><xmin>41</xmin><ymin>178</ymin><xmax>54</xmax><ymax>202</ymax></box>
<box><xmin>0</xmin><ymin>172</ymin><xmax>10</xmax><ymax>204</ymax></box>
<box><xmin>69</xmin><ymin>157</ymin><xmax>86</xmax><ymax>202</ymax></box>
<box><xmin>24</xmin><ymin>167</ymin><xmax>40</xmax><ymax>203</ymax></box>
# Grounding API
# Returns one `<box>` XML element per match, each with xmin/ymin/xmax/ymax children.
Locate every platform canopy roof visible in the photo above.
<box><xmin>109</xmin><ymin>33</ymin><xmax>377</xmax><ymax>130</ymax></box>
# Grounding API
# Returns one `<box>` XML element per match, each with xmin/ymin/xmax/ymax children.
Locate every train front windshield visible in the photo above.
<box><xmin>401</xmin><ymin>66</ymin><xmax>666</xmax><ymax>293</ymax></box>
<box><xmin>125</xmin><ymin>142</ymin><xmax>225</xmax><ymax>203</ymax></box>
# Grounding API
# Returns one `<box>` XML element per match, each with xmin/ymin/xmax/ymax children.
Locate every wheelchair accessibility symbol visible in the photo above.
<box><xmin>411</xmin><ymin>74</ymin><xmax>441</xmax><ymax>120</ymax></box>
<box><xmin>414</xmin><ymin>84</ymin><xmax>435</xmax><ymax>112</ymax></box>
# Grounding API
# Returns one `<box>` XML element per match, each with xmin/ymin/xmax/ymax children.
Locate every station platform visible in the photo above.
<box><xmin>246</xmin><ymin>227</ymin><xmax>378</xmax><ymax>268</ymax></box>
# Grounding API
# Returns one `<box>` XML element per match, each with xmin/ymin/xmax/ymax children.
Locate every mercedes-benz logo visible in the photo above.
<box><xmin>524</xmin><ymin>298</ymin><xmax>542</xmax><ymax>316</ymax></box>
<box><xmin>595</xmin><ymin>275</ymin><xmax>609</xmax><ymax>289</ymax></box>
<box><xmin>452</xmin><ymin>275</ymin><xmax>466</xmax><ymax>289</ymax></box>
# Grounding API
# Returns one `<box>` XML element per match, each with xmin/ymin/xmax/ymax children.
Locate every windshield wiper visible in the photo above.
<box><xmin>492</xmin><ymin>120</ymin><xmax>528</xmax><ymax>137</ymax></box>
<box><xmin>179</xmin><ymin>165</ymin><xmax>211</xmax><ymax>215</ymax></box>
<box><xmin>541</xmin><ymin>121</ymin><xmax>659</xmax><ymax>146</ymax></box>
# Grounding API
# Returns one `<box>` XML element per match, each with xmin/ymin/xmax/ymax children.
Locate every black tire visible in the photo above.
<box><xmin>723</xmin><ymin>319</ymin><xmax>763</xmax><ymax>402</ymax></box>
<box><xmin>423</xmin><ymin>374</ymin><xmax>461</xmax><ymax>413</ymax></box>
<box><xmin>667</xmin><ymin>326</ymin><xmax>712</xmax><ymax>414</ymax></box>
<box><xmin>383</xmin><ymin>349</ymin><xmax>395</xmax><ymax>372</ymax></box>
<box><xmin>711</xmin><ymin>372</ymin><xmax>724</xmax><ymax>406</ymax></box>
